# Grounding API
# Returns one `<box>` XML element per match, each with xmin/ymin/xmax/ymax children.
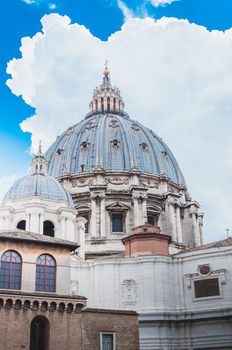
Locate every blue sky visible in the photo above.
<box><xmin>2</xmin><ymin>0</ymin><xmax>232</xmax><ymax>241</ymax></box>
<box><xmin>1</xmin><ymin>0</ymin><xmax>232</xmax><ymax>176</ymax></box>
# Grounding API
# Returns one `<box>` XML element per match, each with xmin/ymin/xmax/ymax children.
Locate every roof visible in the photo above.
<box><xmin>0</xmin><ymin>230</ymin><xmax>79</xmax><ymax>251</ymax></box>
<box><xmin>179</xmin><ymin>237</ymin><xmax>232</xmax><ymax>253</ymax></box>
<box><xmin>2</xmin><ymin>173</ymin><xmax>74</xmax><ymax>208</ymax></box>
<box><xmin>46</xmin><ymin>112</ymin><xmax>186</xmax><ymax>186</ymax></box>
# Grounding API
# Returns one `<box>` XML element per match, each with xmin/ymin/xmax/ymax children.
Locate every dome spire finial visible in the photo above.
<box><xmin>31</xmin><ymin>141</ymin><xmax>48</xmax><ymax>175</ymax></box>
<box><xmin>89</xmin><ymin>63</ymin><xmax>125</xmax><ymax>113</ymax></box>
<box><xmin>37</xmin><ymin>140</ymin><xmax>42</xmax><ymax>156</ymax></box>
<box><xmin>103</xmin><ymin>60</ymin><xmax>110</xmax><ymax>80</ymax></box>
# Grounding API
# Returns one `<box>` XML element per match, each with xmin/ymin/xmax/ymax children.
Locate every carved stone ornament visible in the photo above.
<box><xmin>121</xmin><ymin>279</ymin><xmax>137</xmax><ymax>306</ymax></box>
<box><xmin>71</xmin><ymin>179</ymin><xmax>93</xmax><ymax>187</ymax></box>
<box><xmin>140</xmin><ymin>179</ymin><xmax>159</xmax><ymax>188</ymax></box>
<box><xmin>106</xmin><ymin>177</ymin><xmax>128</xmax><ymax>185</ymax></box>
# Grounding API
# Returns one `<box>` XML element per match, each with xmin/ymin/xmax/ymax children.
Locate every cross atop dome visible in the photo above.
<box><xmin>30</xmin><ymin>141</ymin><xmax>48</xmax><ymax>175</ymax></box>
<box><xmin>89</xmin><ymin>63</ymin><xmax>125</xmax><ymax>113</ymax></box>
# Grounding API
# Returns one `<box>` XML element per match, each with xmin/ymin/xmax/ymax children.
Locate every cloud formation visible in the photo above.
<box><xmin>151</xmin><ymin>0</ymin><xmax>178</xmax><ymax>6</ymax></box>
<box><xmin>117</xmin><ymin>0</ymin><xmax>135</xmax><ymax>20</ymax></box>
<box><xmin>6</xmin><ymin>13</ymin><xmax>232</xmax><ymax>242</ymax></box>
<box><xmin>22</xmin><ymin>0</ymin><xmax>57</xmax><ymax>9</ymax></box>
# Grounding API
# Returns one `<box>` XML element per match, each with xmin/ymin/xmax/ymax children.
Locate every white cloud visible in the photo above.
<box><xmin>22</xmin><ymin>0</ymin><xmax>57</xmax><ymax>9</ymax></box>
<box><xmin>6</xmin><ymin>13</ymin><xmax>232</xmax><ymax>243</ymax></box>
<box><xmin>150</xmin><ymin>0</ymin><xmax>178</xmax><ymax>7</ymax></box>
<box><xmin>117</xmin><ymin>0</ymin><xmax>135</xmax><ymax>20</ymax></box>
<box><xmin>49</xmin><ymin>3</ymin><xmax>56</xmax><ymax>9</ymax></box>
<box><xmin>22</xmin><ymin>0</ymin><xmax>36</xmax><ymax>4</ymax></box>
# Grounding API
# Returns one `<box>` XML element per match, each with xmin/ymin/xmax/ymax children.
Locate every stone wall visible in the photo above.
<box><xmin>0</xmin><ymin>291</ymin><xmax>139</xmax><ymax>350</ymax></box>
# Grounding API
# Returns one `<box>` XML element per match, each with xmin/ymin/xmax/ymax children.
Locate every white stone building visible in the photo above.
<box><xmin>0</xmin><ymin>67</ymin><xmax>232</xmax><ymax>349</ymax></box>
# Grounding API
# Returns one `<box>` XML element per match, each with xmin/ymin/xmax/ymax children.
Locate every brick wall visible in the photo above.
<box><xmin>0</xmin><ymin>294</ymin><xmax>139</xmax><ymax>350</ymax></box>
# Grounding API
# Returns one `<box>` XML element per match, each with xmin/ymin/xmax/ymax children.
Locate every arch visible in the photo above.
<box><xmin>32</xmin><ymin>300</ymin><xmax>39</xmax><ymax>311</ymax></box>
<box><xmin>5</xmin><ymin>299</ymin><xmax>13</xmax><ymax>309</ymax></box>
<box><xmin>35</xmin><ymin>254</ymin><xmax>56</xmax><ymax>293</ymax></box>
<box><xmin>40</xmin><ymin>301</ymin><xmax>48</xmax><ymax>311</ymax></box>
<box><xmin>0</xmin><ymin>250</ymin><xmax>22</xmax><ymax>290</ymax></box>
<box><xmin>43</xmin><ymin>220</ymin><xmax>55</xmax><ymax>237</ymax></box>
<box><xmin>66</xmin><ymin>303</ymin><xmax>74</xmax><ymax>313</ymax></box>
<box><xmin>30</xmin><ymin>316</ymin><xmax>50</xmax><ymax>350</ymax></box>
<box><xmin>107</xmin><ymin>96</ymin><xmax>110</xmax><ymax>110</ymax></box>
<box><xmin>14</xmin><ymin>299</ymin><xmax>22</xmax><ymax>310</ymax></box>
<box><xmin>23</xmin><ymin>300</ymin><xmax>31</xmax><ymax>310</ymax></box>
<box><xmin>49</xmin><ymin>302</ymin><xmax>56</xmax><ymax>312</ymax></box>
<box><xmin>17</xmin><ymin>220</ymin><xmax>26</xmax><ymax>231</ymax></box>
<box><xmin>58</xmin><ymin>302</ymin><xmax>65</xmax><ymax>313</ymax></box>
<box><xmin>0</xmin><ymin>299</ymin><xmax>3</xmax><ymax>308</ymax></box>
<box><xmin>74</xmin><ymin>303</ymin><xmax>85</xmax><ymax>313</ymax></box>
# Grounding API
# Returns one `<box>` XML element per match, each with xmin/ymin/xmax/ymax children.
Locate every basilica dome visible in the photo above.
<box><xmin>46</xmin><ymin>69</ymin><xmax>185</xmax><ymax>187</ymax></box>
<box><xmin>2</xmin><ymin>146</ymin><xmax>74</xmax><ymax>208</ymax></box>
<box><xmin>3</xmin><ymin>173</ymin><xmax>74</xmax><ymax>208</ymax></box>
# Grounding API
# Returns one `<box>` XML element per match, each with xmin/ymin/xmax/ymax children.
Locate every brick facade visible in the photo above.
<box><xmin>0</xmin><ymin>291</ymin><xmax>139</xmax><ymax>350</ymax></box>
<box><xmin>122</xmin><ymin>224</ymin><xmax>171</xmax><ymax>257</ymax></box>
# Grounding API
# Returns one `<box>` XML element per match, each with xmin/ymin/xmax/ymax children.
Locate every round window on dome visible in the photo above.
<box><xmin>198</xmin><ymin>264</ymin><xmax>211</xmax><ymax>276</ymax></box>
<box><xmin>112</xmin><ymin>139</ymin><xmax>119</xmax><ymax>147</ymax></box>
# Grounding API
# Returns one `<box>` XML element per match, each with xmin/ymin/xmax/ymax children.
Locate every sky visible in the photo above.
<box><xmin>1</xmin><ymin>0</ymin><xmax>232</xmax><ymax>242</ymax></box>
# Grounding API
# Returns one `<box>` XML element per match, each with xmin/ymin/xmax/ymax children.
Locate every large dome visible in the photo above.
<box><xmin>46</xmin><ymin>112</ymin><xmax>185</xmax><ymax>186</ymax></box>
<box><xmin>2</xmin><ymin>173</ymin><xmax>74</xmax><ymax>208</ymax></box>
<box><xmin>46</xmin><ymin>68</ymin><xmax>185</xmax><ymax>186</ymax></box>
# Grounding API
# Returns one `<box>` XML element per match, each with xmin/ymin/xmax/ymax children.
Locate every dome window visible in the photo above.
<box><xmin>162</xmin><ymin>150</ymin><xmax>168</xmax><ymax>159</ymax></box>
<box><xmin>81</xmin><ymin>141</ymin><xmax>88</xmax><ymax>149</ymax></box>
<box><xmin>111</xmin><ymin>139</ymin><xmax>119</xmax><ymax>147</ymax></box>
<box><xmin>43</xmin><ymin>221</ymin><xmax>55</xmax><ymax>237</ymax></box>
<box><xmin>56</xmin><ymin>148</ymin><xmax>64</xmax><ymax>155</ymax></box>
<box><xmin>140</xmin><ymin>143</ymin><xmax>148</xmax><ymax>151</ymax></box>
<box><xmin>66</xmin><ymin>127</ymin><xmax>74</xmax><ymax>135</ymax></box>
<box><xmin>17</xmin><ymin>220</ymin><xmax>26</xmax><ymax>231</ymax></box>
<box><xmin>131</xmin><ymin>123</ymin><xmax>140</xmax><ymax>131</ymax></box>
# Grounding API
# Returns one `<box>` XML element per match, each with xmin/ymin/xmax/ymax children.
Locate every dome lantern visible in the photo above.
<box><xmin>30</xmin><ymin>141</ymin><xmax>48</xmax><ymax>175</ymax></box>
<box><xmin>89</xmin><ymin>63</ymin><xmax>125</xmax><ymax>113</ymax></box>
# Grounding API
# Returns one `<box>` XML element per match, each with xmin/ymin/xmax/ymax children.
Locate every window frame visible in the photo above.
<box><xmin>100</xmin><ymin>332</ymin><xmax>116</xmax><ymax>350</ymax></box>
<box><xmin>193</xmin><ymin>276</ymin><xmax>221</xmax><ymax>301</ymax></box>
<box><xmin>111</xmin><ymin>213</ymin><xmax>124</xmax><ymax>234</ymax></box>
<box><xmin>35</xmin><ymin>254</ymin><xmax>56</xmax><ymax>293</ymax></box>
<box><xmin>0</xmin><ymin>250</ymin><xmax>22</xmax><ymax>290</ymax></box>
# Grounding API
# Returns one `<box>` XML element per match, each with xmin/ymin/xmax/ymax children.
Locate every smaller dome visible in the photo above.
<box><xmin>2</xmin><ymin>173</ymin><xmax>74</xmax><ymax>208</ymax></box>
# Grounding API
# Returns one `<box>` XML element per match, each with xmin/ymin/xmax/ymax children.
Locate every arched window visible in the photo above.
<box><xmin>0</xmin><ymin>251</ymin><xmax>22</xmax><ymax>290</ymax></box>
<box><xmin>107</xmin><ymin>96</ymin><xmax>110</xmax><ymax>110</ymax></box>
<box><xmin>43</xmin><ymin>220</ymin><xmax>55</xmax><ymax>237</ymax></box>
<box><xmin>30</xmin><ymin>316</ymin><xmax>50</xmax><ymax>350</ymax></box>
<box><xmin>35</xmin><ymin>254</ymin><xmax>56</xmax><ymax>292</ymax></box>
<box><xmin>17</xmin><ymin>220</ymin><xmax>26</xmax><ymax>231</ymax></box>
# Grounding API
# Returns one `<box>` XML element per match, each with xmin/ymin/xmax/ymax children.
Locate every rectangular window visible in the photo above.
<box><xmin>194</xmin><ymin>278</ymin><xmax>220</xmax><ymax>298</ymax></box>
<box><xmin>100</xmin><ymin>333</ymin><xmax>115</xmax><ymax>350</ymax></box>
<box><xmin>112</xmin><ymin>214</ymin><xmax>123</xmax><ymax>233</ymax></box>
